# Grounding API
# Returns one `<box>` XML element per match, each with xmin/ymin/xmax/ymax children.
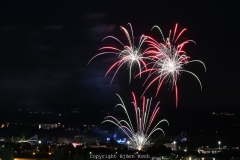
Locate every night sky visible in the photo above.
<box><xmin>0</xmin><ymin>1</ymin><xmax>239</xmax><ymax>111</ymax></box>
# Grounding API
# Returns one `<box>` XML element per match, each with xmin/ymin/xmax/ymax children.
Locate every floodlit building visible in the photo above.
<box><xmin>39</xmin><ymin>123</ymin><xmax>64</xmax><ymax>129</ymax></box>
<box><xmin>198</xmin><ymin>148</ymin><xmax>222</xmax><ymax>154</ymax></box>
<box><xmin>89</xmin><ymin>145</ymin><xmax>107</xmax><ymax>148</ymax></box>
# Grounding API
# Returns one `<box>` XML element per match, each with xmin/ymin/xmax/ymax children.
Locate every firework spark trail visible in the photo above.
<box><xmin>88</xmin><ymin>23</ymin><xmax>155</xmax><ymax>84</ymax></box>
<box><xmin>88</xmin><ymin>23</ymin><xmax>206</xmax><ymax>107</ymax></box>
<box><xmin>102</xmin><ymin>92</ymin><xmax>169</xmax><ymax>150</ymax></box>
<box><xmin>136</xmin><ymin>23</ymin><xmax>206</xmax><ymax>107</ymax></box>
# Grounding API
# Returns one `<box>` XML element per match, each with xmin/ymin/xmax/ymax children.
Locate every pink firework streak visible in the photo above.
<box><xmin>88</xmin><ymin>23</ymin><xmax>154</xmax><ymax>84</ymax></box>
<box><xmin>102</xmin><ymin>92</ymin><xmax>169</xmax><ymax>151</ymax></box>
<box><xmin>136</xmin><ymin>23</ymin><xmax>206</xmax><ymax>107</ymax></box>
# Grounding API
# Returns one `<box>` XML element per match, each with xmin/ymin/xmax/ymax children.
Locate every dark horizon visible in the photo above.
<box><xmin>0</xmin><ymin>104</ymin><xmax>240</xmax><ymax>138</ymax></box>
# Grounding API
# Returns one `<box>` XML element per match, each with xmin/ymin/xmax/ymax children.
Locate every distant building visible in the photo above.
<box><xmin>198</xmin><ymin>148</ymin><xmax>223</xmax><ymax>154</ymax></box>
<box><xmin>72</xmin><ymin>143</ymin><xmax>83</xmax><ymax>148</ymax></box>
<box><xmin>90</xmin><ymin>145</ymin><xmax>107</xmax><ymax>148</ymax></box>
<box><xmin>164</xmin><ymin>143</ymin><xmax>176</xmax><ymax>151</ymax></box>
<box><xmin>39</xmin><ymin>123</ymin><xmax>64</xmax><ymax>129</ymax></box>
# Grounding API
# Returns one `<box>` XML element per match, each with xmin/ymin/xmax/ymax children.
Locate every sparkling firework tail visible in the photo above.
<box><xmin>105</xmin><ymin>58</ymin><xmax>127</xmax><ymax>85</ymax></box>
<box><xmin>120</xmin><ymin>25</ymin><xmax>133</xmax><ymax>47</ymax></box>
<box><xmin>151</xmin><ymin>25</ymin><xmax>165</xmax><ymax>42</ymax></box>
<box><xmin>88</xmin><ymin>24</ymin><xmax>150</xmax><ymax>84</ymax></box>
<box><xmin>102</xmin><ymin>119</ymin><xmax>135</xmax><ymax>142</ymax></box>
<box><xmin>172</xmin><ymin>23</ymin><xmax>178</xmax><ymax>42</ymax></box>
<box><xmin>102</xmin><ymin>93</ymin><xmax>169</xmax><ymax>150</ymax></box>
<box><xmin>115</xmin><ymin>95</ymin><xmax>134</xmax><ymax>132</ymax></box>
<box><xmin>179</xmin><ymin>70</ymin><xmax>203</xmax><ymax>90</ymax></box>
<box><xmin>87</xmin><ymin>35</ymin><xmax>125</xmax><ymax>65</ymax></box>
<box><xmin>188</xmin><ymin>60</ymin><xmax>207</xmax><ymax>72</ymax></box>
<box><xmin>128</xmin><ymin>23</ymin><xmax>134</xmax><ymax>46</ymax></box>
<box><xmin>175</xmin><ymin>28</ymin><xmax>187</xmax><ymax>43</ymax></box>
<box><xmin>89</xmin><ymin>23</ymin><xmax>205</xmax><ymax>108</ymax></box>
<box><xmin>146</xmin><ymin>119</ymin><xmax>169</xmax><ymax>139</ymax></box>
<box><xmin>102</xmin><ymin>36</ymin><xmax>125</xmax><ymax>46</ymax></box>
<box><xmin>175</xmin><ymin>84</ymin><xmax>178</xmax><ymax>108</ymax></box>
<box><xmin>139</xmin><ymin>23</ymin><xmax>206</xmax><ymax>107</ymax></box>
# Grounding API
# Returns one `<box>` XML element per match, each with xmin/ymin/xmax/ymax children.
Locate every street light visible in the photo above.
<box><xmin>48</xmin><ymin>146</ymin><xmax>50</xmax><ymax>152</ymax></box>
<box><xmin>127</xmin><ymin>141</ymin><xmax>130</xmax><ymax>150</ymax></box>
<box><xmin>173</xmin><ymin>141</ymin><xmax>176</xmax><ymax>151</ymax></box>
<box><xmin>48</xmin><ymin>152</ymin><xmax>52</xmax><ymax>160</ymax></box>
<box><xmin>218</xmin><ymin>141</ymin><xmax>221</xmax><ymax>151</ymax></box>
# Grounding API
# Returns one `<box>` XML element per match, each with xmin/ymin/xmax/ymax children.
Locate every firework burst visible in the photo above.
<box><xmin>102</xmin><ymin>92</ymin><xmax>169</xmax><ymax>151</ymax></box>
<box><xmin>88</xmin><ymin>23</ymin><xmax>152</xmax><ymax>84</ymax></box>
<box><xmin>137</xmin><ymin>23</ymin><xmax>206</xmax><ymax>107</ymax></box>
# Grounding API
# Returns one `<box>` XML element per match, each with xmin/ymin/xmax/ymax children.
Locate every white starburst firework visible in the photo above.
<box><xmin>102</xmin><ymin>92</ymin><xmax>169</xmax><ymax>150</ymax></box>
